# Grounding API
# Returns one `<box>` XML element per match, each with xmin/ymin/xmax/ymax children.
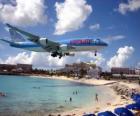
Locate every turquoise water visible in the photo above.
<box><xmin>0</xmin><ymin>75</ymin><xmax>115</xmax><ymax>115</ymax></box>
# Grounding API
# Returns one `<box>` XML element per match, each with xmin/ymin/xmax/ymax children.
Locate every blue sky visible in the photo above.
<box><xmin>0</xmin><ymin>0</ymin><xmax>140</xmax><ymax>69</ymax></box>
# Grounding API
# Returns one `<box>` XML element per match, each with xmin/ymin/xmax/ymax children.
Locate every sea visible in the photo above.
<box><xmin>0</xmin><ymin>75</ymin><xmax>115</xmax><ymax>115</ymax></box>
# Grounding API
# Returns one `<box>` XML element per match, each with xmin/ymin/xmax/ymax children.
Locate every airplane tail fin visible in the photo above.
<box><xmin>9</xmin><ymin>28</ymin><xmax>26</xmax><ymax>42</ymax></box>
<box><xmin>6</xmin><ymin>23</ymin><xmax>39</xmax><ymax>40</ymax></box>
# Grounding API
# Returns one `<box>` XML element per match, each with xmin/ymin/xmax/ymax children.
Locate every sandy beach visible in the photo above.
<box><xmin>33</xmin><ymin>75</ymin><xmax>117</xmax><ymax>86</ymax></box>
<box><xmin>31</xmin><ymin>75</ymin><xmax>140</xmax><ymax>116</ymax></box>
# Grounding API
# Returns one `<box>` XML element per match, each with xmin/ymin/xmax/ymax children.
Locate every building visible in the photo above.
<box><xmin>135</xmin><ymin>68</ymin><xmax>140</xmax><ymax>75</ymax></box>
<box><xmin>111</xmin><ymin>67</ymin><xmax>135</xmax><ymax>74</ymax></box>
<box><xmin>64</xmin><ymin>62</ymin><xmax>90</xmax><ymax>74</ymax></box>
<box><xmin>87</xmin><ymin>66</ymin><xmax>102</xmax><ymax>79</ymax></box>
<box><xmin>57</xmin><ymin>62</ymin><xmax>102</xmax><ymax>78</ymax></box>
<box><xmin>0</xmin><ymin>64</ymin><xmax>16</xmax><ymax>72</ymax></box>
<box><xmin>0</xmin><ymin>63</ymin><xmax>32</xmax><ymax>73</ymax></box>
<box><xmin>16</xmin><ymin>64</ymin><xmax>32</xmax><ymax>72</ymax></box>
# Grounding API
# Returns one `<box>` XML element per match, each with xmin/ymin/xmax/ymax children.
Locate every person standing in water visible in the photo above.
<box><xmin>95</xmin><ymin>93</ymin><xmax>98</xmax><ymax>102</ymax></box>
<box><xmin>70</xmin><ymin>97</ymin><xmax>72</xmax><ymax>102</ymax></box>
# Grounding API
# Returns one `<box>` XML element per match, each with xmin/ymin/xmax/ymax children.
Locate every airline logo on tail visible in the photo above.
<box><xmin>9</xmin><ymin>29</ymin><xmax>25</xmax><ymax>42</ymax></box>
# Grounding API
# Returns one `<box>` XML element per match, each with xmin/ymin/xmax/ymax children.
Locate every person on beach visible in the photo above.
<box><xmin>0</xmin><ymin>92</ymin><xmax>6</xmax><ymax>97</ymax></box>
<box><xmin>95</xmin><ymin>93</ymin><xmax>98</xmax><ymax>102</ymax></box>
<box><xmin>70</xmin><ymin>97</ymin><xmax>72</xmax><ymax>102</ymax></box>
<box><xmin>139</xmin><ymin>78</ymin><xmax>140</xmax><ymax>85</ymax></box>
<box><xmin>131</xmin><ymin>89</ymin><xmax>136</xmax><ymax>97</ymax></box>
<box><xmin>73</xmin><ymin>91</ymin><xmax>78</xmax><ymax>95</ymax></box>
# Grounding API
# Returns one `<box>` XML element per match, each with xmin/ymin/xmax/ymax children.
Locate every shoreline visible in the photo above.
<box><xmin>1</xmin><ymin>74</ymin><xmax>140</xmax><ymax>115</ymax></box>
<box><xmin>30</xmin><ymin>75</ymin><xmax>118</xmax><ymax>86</ymax></box>
<box><xmin>31</xmin><ymin>75</ymin><xmax>140</xmax><ymax>116</ymax></box>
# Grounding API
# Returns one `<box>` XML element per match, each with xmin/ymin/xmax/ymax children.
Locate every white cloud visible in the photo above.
<box><xmin>0</xmin><ymin>0</ymin><xmax>47</xmax><ymax>26</ymax></box>
<box><xmin>0</xmin><ymin>51</ymin><xmax>105</xmax><ymax>69</ymax></box>
<box><xmin>78</xmin><ymin>52</ymin><xmax>105</xmax><ymax>66</ymax></box>
<box><xmin>104</xmin><ymin>35</ymin><xmax>125</xmax><ymax>43</ymax></box>
<box><xmin>0</xmin><ymin>4</ymin><xmax>2</xmax><ymax>10</ymax></box>
<box><xmin>107</xmin><ymin>46</ymin><xmax>134</xmax><ymax>68</ymax></box>
<box><xmin>0</xmin><ymin>52</ymin><xmax>31</xmax><ymax>64</ymax></box>
<box><xmin>89</xmin><ymin>23</ymin><xmax>100</xmax><ymax>30</ymax></box>
<box><xmin>117</xmin><ymin>0</ymin><xmax>140</xmax><ymax>14</ymax></box>
<box><xmin>54</xmin><ymin>0</ymin><xmax>92</xmax><ymax>35</ymax></box>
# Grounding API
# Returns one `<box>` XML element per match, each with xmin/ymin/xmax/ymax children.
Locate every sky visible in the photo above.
<box><xmin>0</xmin><ymin>0</ymin><xmax>140</xmax><ymax>70</ymax></box>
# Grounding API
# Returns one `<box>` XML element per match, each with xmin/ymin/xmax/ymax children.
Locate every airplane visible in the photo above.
<box><xmin>0</xmin><ymin>24</ymin><xmax>108</xmax><ymax>59</ymax></box>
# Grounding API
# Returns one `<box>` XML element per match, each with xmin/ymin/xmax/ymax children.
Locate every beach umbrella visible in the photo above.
<box><xmin>131</xmin><ymin>93</ymin><xmax>140</xmax><ymax>101</ymax></box>
<box><xmin>83</xmin><ymin>113</ymin><xmax>96</xmax><ymax>116</ymax></box>
<box><xmin>132</xmin><ymin>95</ymin><xmax>140</xmax><ymax>103</ymax></box>
<box><xmin>126</xmin><ymin>103</ymin><xmax>140</xmax><ymax>110</ymax></box>
<box><xmin>97</xmin><ymin>111</ymin><xmax>116</xmax><ymax>116</ymax></box>
<box><xmin>114</xmin><ymin>107</ymin><xmax>134</xmax><ymax>116</ymax></box>
<box><xmin>135</xmin><ymin>99</ymin><xmax>140</xmax><ymax>104</ymax></box>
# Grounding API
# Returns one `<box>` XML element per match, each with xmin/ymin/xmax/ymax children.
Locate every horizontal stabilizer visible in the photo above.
<box><xmin>0</xmin><ymin>39</ymin><xmax>12</xmax><ymax>44</ymax></box>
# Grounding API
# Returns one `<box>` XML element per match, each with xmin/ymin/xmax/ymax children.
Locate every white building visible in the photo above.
<box><xmin>135</xmin><ymin>68</ymin><xmax>140</xmax><ymax>75</ymax></box>
<box><xmin>87</xmin><ymin>66</ymin><xmax>102</xmax><ymax>79</ymax></box>
<box><xmin>56</xmin><ymin>62</ymin><xmax>102</xmax><ymax>78</ymax></box>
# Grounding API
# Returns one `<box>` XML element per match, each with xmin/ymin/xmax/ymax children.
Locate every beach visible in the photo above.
<box><xmin>34</xmin><ymin>75</ymin><xmax>117</xmax><ymax>86</ymax></box>
<box><xmin>35</xmin><ymin>75</ymin><xmax>140</xmax><ymax>116</ymax></box>
<box><xmin>1</xmin><ymin>75</ymin><xmax>140</xmax><ymax>116</ymax></box>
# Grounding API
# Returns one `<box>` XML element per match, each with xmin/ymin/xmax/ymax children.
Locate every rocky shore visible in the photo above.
<box><xmin>110</xmin><ymin>82</ymin><xmax>140</xmax><ymax>97</ymax></box>
<box><xmin>109</xmin><ymin>82</ymin><xmax>140</xmax><ymax>116</ymax></box>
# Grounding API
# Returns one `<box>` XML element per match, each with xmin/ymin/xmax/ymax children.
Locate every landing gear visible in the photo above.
<box><xmin>59</xmin><ymin>54</ymin><xmax>62</xmax><ymax>59</ymax></box>
<box><xmin>95</xmin><ymin>51</ymin><xmax>97</xmax><ymax>56</ymax></box>
<box><xmin>65</xmin><ymin>53</ymin><xmax>69</xmax><ymax>56</ymax></box>
<box><xmin>51</xmin><ymin>52</ymin><xmax>57</xmax><ymax>57</ymax></box>
<box><xmin>51</xmin><ymin>52</ymin><xmax>74</xmax><ymax>58</ymax></box>
<box><xmin>51</xmin><ymin>52</ymin><xmax>63</xmax><ymax>59</ymax></box>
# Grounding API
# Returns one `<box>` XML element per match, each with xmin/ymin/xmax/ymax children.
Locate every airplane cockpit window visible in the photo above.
<box><xmin>96</xmin><ymin>39</ymin><xmax>100</xmax><ymax>42</ymax></box>
<box><xmin>95</xmin><ymin>39</ymin><xmax>100</xmax><ymax>43</ymax></box>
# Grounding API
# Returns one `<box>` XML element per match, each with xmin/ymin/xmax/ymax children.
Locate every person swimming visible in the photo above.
<box><xmin>0</xmin><ymin>92</ymin><xmax>6</xmax><ymax>97</ymax></box>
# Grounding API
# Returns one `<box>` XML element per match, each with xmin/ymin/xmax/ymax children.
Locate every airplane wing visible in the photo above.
<box><xmin>6</xmin><ymin>24</ymin><xmax>59</xmax><ymax>46</ymax></box>
<box><xmin>6</xmin><ymin>24</ymin><xmax>60</xmax><ymax>52</ymax></box>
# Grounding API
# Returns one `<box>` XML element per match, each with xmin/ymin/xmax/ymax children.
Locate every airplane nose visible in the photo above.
<box><xmin>103</xmin><ymin>42</ymin><xmax>108</xmax><ymax>46</ymax></box>
<box><xmin>105</xmin><ymin>42</ymin><xmax>108</xmax><ymax>46</ymax></box>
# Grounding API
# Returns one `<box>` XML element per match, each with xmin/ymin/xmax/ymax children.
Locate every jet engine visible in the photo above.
<box><xmin>65</xmin><ymin>53</ymin><xmax>75</xmax><ymax>56</ymax></box>
<box><xmin>59</xmin><ymin>44</ymin><xmax>75</xmax><ymax>57</ymax></box>
<box><xmin>39</xmin><ymin>38</ymin><xmax>58</xmax><ymax>48</ymax></box>
<box><xmin>38</xmin><ymin>38</ymin><xmax>48</xmax><ymax>46</ymax></box>
<box><xmin>60</xmin><ymin>44</ymin><xmax>68</xmax><ymax>51</ymax></box>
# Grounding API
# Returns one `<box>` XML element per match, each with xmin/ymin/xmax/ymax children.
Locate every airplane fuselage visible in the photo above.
<box><xmin>0</xmin><ymin>24</ymin><xmax>108</xmax><ymax>58</ymax></box>
<box><xmin>10</xmin><ymin>38</ymin><xmax>108</xmax><ymax>53</ymax></box>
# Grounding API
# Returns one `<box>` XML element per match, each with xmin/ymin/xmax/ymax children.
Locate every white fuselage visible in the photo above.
<box><xmin>10</xmin><ymin>41</ymin><xmax>107</xmax><ymax>53</ymax></box>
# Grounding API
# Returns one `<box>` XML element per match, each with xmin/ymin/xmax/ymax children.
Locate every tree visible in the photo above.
<box><xmin>79</xmin><ymin>68</ymin><xmax>87</xmax><ymax>79</ymax></box>
<box><xmin>120</xmin><ymin>72</ymin><xmax>124</xmax><ymax>79</ymax></box>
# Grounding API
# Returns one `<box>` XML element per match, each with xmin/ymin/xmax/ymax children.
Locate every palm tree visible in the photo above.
<box><xmin>79</xmin><ymin>68</ymin><xmax>87</xmax><ymax>79</ymax></box>
<box><xmin>120</xmin><ymin>72</ymin><xmax>124</xmax><ymax>79</ymax></box>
